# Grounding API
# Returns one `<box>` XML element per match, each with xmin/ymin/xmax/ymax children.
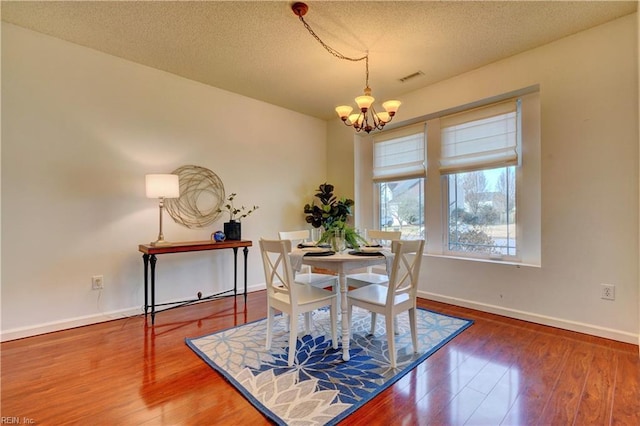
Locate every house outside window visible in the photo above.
<box><xmin>378</xmin><ymin>178</ymin><xmax>424</xmax><ymax>240</ymax></box>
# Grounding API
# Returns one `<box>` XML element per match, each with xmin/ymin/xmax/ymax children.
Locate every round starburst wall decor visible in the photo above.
<box><xmin>164</xmin><ymin>165</ymin><xmax>225</xmax><ymax>229</ymax></box>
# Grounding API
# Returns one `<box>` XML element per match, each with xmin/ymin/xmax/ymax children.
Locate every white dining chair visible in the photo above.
<box><xmin>279</xmin><ymin>230</ymin><xmax>339</xmax><ymax>332</ymax></box>
<box><xmin>260</xmin><ymin>238</ymin><xmax>338</xmax><ymax>366</ymax></box>
<box><xmin>347</xmin><ymin>239</ymin><xmax>425</xmax><ymax>368</ymax></box>
<box><xmin>278</xmin><ymin>230</ymin><xmax>338</xmax><ymax>291</ymax></box>
<box><xmin>346</xmin><ymin>230</ymin><xmax>401</xmax><ymax>289</ymax></box>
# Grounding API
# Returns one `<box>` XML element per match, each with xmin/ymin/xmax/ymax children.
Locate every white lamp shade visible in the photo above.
<box><xmin>145</xmin><ymin>174</ymin><xmax>180</xmax><ymax>198</ymax></box>
<box><xmin>335</xmin><ymin>105</ymin><xmax>353</xmax><ymax>119</ymax></box>
<box><xmin>382</xmin><ymin>100</ymin><xmax>401</xmax><ymax>114</ymax></box>
<box><xmin>355</xmin><ymin>95</ymin><xmax>374</xmax><ymax>111</ymax></box>
<box><xmin>377</xmin><ymin>112</ymin><xmax>391</xmax><ymax>123</ymax></box>
<box><xmin>348</xmin><ymin>113</ymin><xmax>363</xmax><ymax>126</ymax></box>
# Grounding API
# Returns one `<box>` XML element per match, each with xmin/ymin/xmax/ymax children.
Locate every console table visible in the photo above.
<box><xmin>138</xmin><ymin>240</ymin><xmax>252</xmax><ymax>324</ymax></box>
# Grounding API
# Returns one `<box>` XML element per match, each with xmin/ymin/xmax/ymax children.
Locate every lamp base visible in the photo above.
<box><xmin>150</xmin><ymin>239</ymin><xmax>173</xmax><ymax>247</ymax></box>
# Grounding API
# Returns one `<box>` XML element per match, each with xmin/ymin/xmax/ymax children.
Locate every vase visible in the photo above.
<box><xmin>329</xmin><ymin>228</ymin><xmax>346</xmax><ymax>253</ymax></box>
<box><xmin>211</xmin><ymin>230</ymin><xmax>226</xmax><ymax>242</ymax></box>
<box><xmin>224</xmin><ymin>220</ymin><xmax>241</xmax><ymax>240</ymax></box>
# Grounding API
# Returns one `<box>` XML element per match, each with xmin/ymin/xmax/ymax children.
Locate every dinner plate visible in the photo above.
<box><xmin>359</xmin><ymin>246</ymin><xmax>383</xmax><ymax>253</ymax></box>
<box><xmin>348</xmin><ymin>250</ymin><xmax>383</xmax><ymax>257</ymax></box>
<box><xmin>301</xmin><ymin>246</ymin><xmax>330</xmax><ymax>253</ymax></box>
<box><xmin>298</xmin><ymin>242</ymin><xmax>318</xmax><ymax>248</ymax></box>
<box><xmin>303</xmin><ymin>250</ymin><xmax>335</xmax><ymax>257</ymax></box>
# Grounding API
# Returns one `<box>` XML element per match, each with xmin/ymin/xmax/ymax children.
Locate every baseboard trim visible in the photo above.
<box><xmin>6</xmin><ymin>286</ymin><xmax>634</xmax><ymax>345</ymax></box>
<box><xmin>1</xmin><ymin>307</ymin><xmax>143</xmax><ymax>342</ymax></box>
<box><xmin>1</xmin><ymin>284</ymin><xmax>268</xmax><ymax>342</ymax></box>
<box><xmin>421</xmin><ymin>291</ymin><xmax>638</xmax><ymax>345</ymax></box>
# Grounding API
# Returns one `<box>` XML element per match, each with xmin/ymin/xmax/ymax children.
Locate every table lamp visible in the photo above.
<box><xmin>145</xmin><ymin>174</ymin><xmax>180</xmax><ymax>246</ymax></box>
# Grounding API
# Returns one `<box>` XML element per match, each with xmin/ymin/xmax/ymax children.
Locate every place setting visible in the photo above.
<box><xmin>299</xmin><ymin>245</ymin><xmax>335</xmax><ymax>257</ymax></box>
<box><xmin>346</xmin><ymin>229</ymin><xmax>397</xmax><ymax>257</ymax></box>
<box><xmin>297</xmin><ymin>229</ymin><xmax>336</xmax><ymax>256</ymax></box>
<box><xmin>348</xmin><ymin>244</ymin><xmax>384</xmax><ymax>256</ymax></box>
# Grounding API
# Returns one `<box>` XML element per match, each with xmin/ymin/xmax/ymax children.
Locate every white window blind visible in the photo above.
<box><xmin>373</xmin><ymin>124</ymin><xmax>426</xmax><ymax>182</ymax></box>
<box><xmin>440</xmin><ymin>99</ymin><xmax>519</xmax><ymax>174</ymax></box>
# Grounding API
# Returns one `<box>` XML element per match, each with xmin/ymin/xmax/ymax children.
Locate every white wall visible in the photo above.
<box><xmin>331</xmin><ymin>14</ymin><xmax>639</xmax><ymax>343</ymax></box>
<box><xmin>1</xmin><ymin>23</ymin><xmax>329</xmax><ymax>340</ymax></box>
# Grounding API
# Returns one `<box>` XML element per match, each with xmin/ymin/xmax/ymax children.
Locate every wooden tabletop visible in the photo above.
<box><xmin>138</xmin><ymin>240</ymin><xmax>252</xmax><ymax>255</ymax></box>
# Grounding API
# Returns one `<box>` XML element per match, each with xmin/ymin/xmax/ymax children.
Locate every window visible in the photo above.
<box><xmin>447</xmin><ymin>167</ymin><xmax>516</xmax><ymax>256</ymax></box>
<box><xmin>358</xmin><ymin>89</ymin><xmax>540</xmax><ymax>264</ymax></box>
<box><xmin>373</xmin><ymin>124</ymin><xmax>425</xmax><ymax>240</ymax></box>
<box><xmin>441</xmin><ymin>100</ymin><xmax>519</xmax><ymax>258</ymax></box>
<box><xmin>378</xmin><ymin>178</ymin><xmax>424</xmax><ymax>239</ymax></box>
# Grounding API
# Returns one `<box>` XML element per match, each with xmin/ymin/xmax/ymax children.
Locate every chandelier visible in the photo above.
<box><xmin>292</xmin><ymin>2</ymin><xmax>401</xmax><ymax>133</ymax></box>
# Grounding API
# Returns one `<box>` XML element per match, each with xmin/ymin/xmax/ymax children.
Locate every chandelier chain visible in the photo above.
<box><xmin>297</xmin><ymin>15</ymin><xmax>367</xmax><ymax>63</ymax></box>
<box><xmin>297</xmin><ymin>15</ymin><xmax>370</xmax><ymax>87</ymax></box>
<box><xmin>292</xmin><ymin>2</ymin><xmax>400</xmax><ymax>133</ymax></box>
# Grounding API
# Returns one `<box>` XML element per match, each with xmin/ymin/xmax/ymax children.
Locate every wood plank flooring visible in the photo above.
<box><xmin>1</xmin><ymin>291</ymin><xmax>638</xmax><ymax>425</ymax></box>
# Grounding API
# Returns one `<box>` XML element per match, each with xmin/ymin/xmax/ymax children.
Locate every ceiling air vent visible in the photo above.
<box><xmin>399</xmin><ymin>71</ymin><xmax>424</xmax><ymax>83</ymax></box>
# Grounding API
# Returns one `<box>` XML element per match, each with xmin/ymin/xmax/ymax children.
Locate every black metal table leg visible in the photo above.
<box><xmin>143</xmin><ymin>254</ymin><xmax>149</xmax><ymax>317</ymax></box>
<box><xmin>233</xmin><ymin>247</ymin><xmax>238</xmax><ymax>296</ymax></box>
<box><xmin>243</xmin><ymin>246</ymin><xmax>249</xmax><ymax>304</ymax></box>
<box><xmin>150</xmin><ymin>254</ymin><xmax>157</xmax><ymax>325</ymax></box>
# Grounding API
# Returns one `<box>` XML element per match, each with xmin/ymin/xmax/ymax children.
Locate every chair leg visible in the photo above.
<box><xmin>330</xmin><ymin>299</ymin><xmax>338</xmax><ymax>349</ymax></box>
<box><xmin>304</xmin><ymin>312</ymin><xmax>312</xmax><ymax>335</ymax></box>
<box><xmin>409</xmin><ymin>308</ymin><xmax>418</xmax><ymax>353</ymax></box>
<box><xmin>386</xmin><ymin>314</ymin><xmax>396</xmax><ymax>368</ymax></box>
<box><xmin>370</xmin><ymin>312</ymin><xmax>378</xmax><ymax>335</ymax></box>
<box><xmin>288</xmin><ymin>312</ymin><xmax>298</xmax><ymax>367</ymax></box>
<box><xmin>348</xmin><ymin>303</ymin><xmax>353</xmax><ymax>340</ymax></box>
<box><xmin>266</xmin><ymin>306</ymin><xmax>274</xmax><ymax>350</ymax></box>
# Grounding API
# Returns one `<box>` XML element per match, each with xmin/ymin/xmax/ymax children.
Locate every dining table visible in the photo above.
<box><xmin>290</xmin><ymin>248</ymin><xmax>392</xmax><ymax>361</ymax></box>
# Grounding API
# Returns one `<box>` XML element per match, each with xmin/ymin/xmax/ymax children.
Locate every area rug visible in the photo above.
<box><xmin>186</xmin><ymin>307</ymin><xmax>473</xmax><ymax>425</ymax></box>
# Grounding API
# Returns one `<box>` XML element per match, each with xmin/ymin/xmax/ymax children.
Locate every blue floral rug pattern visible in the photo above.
<box><xmin>186</xmin><ymin>307</ymin><xmax>472</xmax><ymax>425</ymax></box>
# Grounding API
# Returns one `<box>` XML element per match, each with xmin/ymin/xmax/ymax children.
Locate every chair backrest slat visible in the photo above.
<box><xmin>388</xmin><ymin>239</ymin><xmax>425</xmax><ymax>305</ymax></box>
<box><xmin>278</xmin><ymin>230</ymin><xmax>313</xmax><ymax>274</ymax></box>
<box><xmin>278</xmin><ymin>230</ymin><xmax>310</xmax><ymax>244</ymax></box>
<box><xmin>361</xmin><ymin>230</ymin><xmax>402</xmax><ymax>274</ymax></box>
<box><xmin>260</xmin><ymin>238</ymin><xmax>297</xmax><ymax>303</ymax></box>
<box><xmin>366</xmin><ymin>230</ymin><xmax>401</xmax><ymax>245</ymax></box>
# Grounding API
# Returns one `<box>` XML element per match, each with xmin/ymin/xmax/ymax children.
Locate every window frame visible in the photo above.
<box><xmin>441</xmin><ymin>166</ymin><xmax>520</xmax><ymax>261</ymax></box>
<box><xmin>374</xmin><ymin>177</ymin><xmax>426</xmax><ymax>239</ymax></box>
<box><xmin>371</xmin><ymin>124</ymin><xmax>427</xmax><ymax>239</ymax></box>
<box><xmin>355</xmin><ymin>88</ymin><xmax>540</xmax><ymax>266</ymax></box>
<box><xmin>440</xmin><ymin>99</ymin><xmax>521</xmax><ymax>261</ymax></box>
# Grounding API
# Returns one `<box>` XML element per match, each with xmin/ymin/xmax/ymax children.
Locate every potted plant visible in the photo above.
<box><xmin>303</xmin><ymin>183</ymin><xmax>366</xmax><ymax>249</ymax></box>
<box><xmin>217</xmin><ymin>193</ymin><xmax>259</xmax><ymax>240</ymax></box>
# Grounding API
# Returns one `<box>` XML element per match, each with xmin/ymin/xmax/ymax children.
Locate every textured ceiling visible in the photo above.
<box><xmin>1</xmin><ymin>1</ymin><xmax>637</xmax><ymax>120</ymax></box>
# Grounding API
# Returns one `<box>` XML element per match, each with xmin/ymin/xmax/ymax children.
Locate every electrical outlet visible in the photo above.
<box><xmin>601</xmin><ymin>283</ymin><xmax>615</xmax><ymax>300</ymax></box>
<box><xmin>92</xmin><ymin>275</ymin><xmax>104</xmax><ymax>290</ymax></box>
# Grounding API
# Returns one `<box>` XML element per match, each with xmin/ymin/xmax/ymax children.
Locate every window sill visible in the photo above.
<box><xmin>424</xmin><ymin>252</ymin><xmax>541</xmax><ymax>268</ymax></box>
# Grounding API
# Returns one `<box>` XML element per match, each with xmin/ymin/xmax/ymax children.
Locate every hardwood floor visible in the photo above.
<box><xmin>2</xmin><ymin>291</ymin><xmax>638</xmax><ymax>425</ymax></box>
